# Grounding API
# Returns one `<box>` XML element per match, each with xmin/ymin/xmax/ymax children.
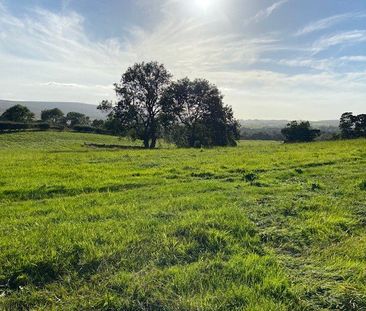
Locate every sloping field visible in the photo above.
<box><xmin>0</xmin><ymin>132</ymin><xmax>365</xmax><ymax>310</ymax></box>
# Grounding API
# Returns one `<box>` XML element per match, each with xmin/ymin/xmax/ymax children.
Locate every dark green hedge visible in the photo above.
<box><xmin>0</xmin><ymin>122</ymin><xmax>50</xmax><ymax>132</ymax></box>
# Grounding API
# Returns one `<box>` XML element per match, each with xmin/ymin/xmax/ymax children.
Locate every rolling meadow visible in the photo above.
<box><xmin>0</xmin><ymin>131</ymin><xmax>365</xmax><ymax>310</ymax></box>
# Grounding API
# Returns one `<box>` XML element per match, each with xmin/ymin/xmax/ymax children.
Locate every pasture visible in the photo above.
<box><xmin>0</xmin><ymin>132</ymin><xmax>365</xmax><ymax>310</ymax></box>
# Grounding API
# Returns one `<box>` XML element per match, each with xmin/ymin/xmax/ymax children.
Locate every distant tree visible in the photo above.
<box><xmin>339</xmin><ymin>112</ymin><xmax>356</xmax><ymax>139</ymax></box>
<box><xmin>281</xmin><ymin>121</ymin><xmax>320</xmax><ymax>143</ymax></box>
<box><xmin>161</xmin><ymin>78</ymin><xmax>239</xmax><ymax>147</ymax></box>
<box><xmin>0</xmin><ymin>104</ymin><xmax>35</xmax><ymax>123</ymax></box>
<box><xmin>101</xmin><ymin>62</ymin><xmax>172</xmax><ymax>148</ymax></box>
<box><xmin>66</xmin><ymin>112</ymin><xmax>90</xmax><ymax>127</ymax></box>
<box><xmin>41</xmin><ymin>108</ymin><xmax>64</xmax><ymax>124</ymax></box>
<box><xmin>91</xmin><ymin>119</ymin><xmax>105</xmax><ymax>128</ymax></box>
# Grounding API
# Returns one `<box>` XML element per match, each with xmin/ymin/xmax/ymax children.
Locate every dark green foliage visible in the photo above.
<box><xmin>73</xmin><ymin>125</ymin><xmax>110</xmax><ymax>135</ymax></box>
<box><xmin>0</xmin><ymin>122</ymin><xmax>50</xmax><ymax>132</ymax></box>
<box><xmin>161</xmin><ymin>78</ymin><xmax>239</xmax><ymax>147</ymax></box>
<box><xmin>66</xmin><ymin>112</ymin><xmax>91</xmax><ymax>127</ymax></box>
<box><xmin>99</xmin><ymin>63</ymin><xmax>239</xmax><ymax>148</ymax></box>
<box><xmin>339</xmin><ymin>112</ymin><xmax>366</xmax><ymax>139</ymax></box>
<box><xmin>244</xmin><ymin>173</ymin><xmax>258</xmax><ymax>182</ymax></box>
<box><xmin>37</xmin><ymin>123</ymin><xmax>51</xmax><ymax>131</ymax></box>
<box><xmin>0</xmin><ymin>121</ymin><xmax>30</xmax><ymax>132</ymax></box>
<box><xmin>340</xmin><ymin>112</ymin><xmax>356</xmax><ymax>138</ymax></box>
<box><xmin>91</xmin><ymin>119</ymin><xmax>105</xmax><ymax>128</ymax></box>
<box><xmin>96</xmin><ymin>103</ymin><xmax>126</xmax><ymax>135</ymax></box>
<box><xmin>108</xmin><ymin>62</ymin><xmax>172</xmax><ymax>148</ymax></box>
<box><xmin>41</xmin><ymin>108</ymin><xmax>64</xmax><ymax>125</ymax></box>
<box><xmin>73</xmin><ymin>125</ymin><xmax>97</xmax><ymax>133</ymax></box>
<box><xmin>0</xmin><ymin>104</ymin><xmax>35</xmax><ymax>122</ymax></box>
<box><xmin>281</xmin><ymin>121</ymin><xmax>320</xmax><ymax>143</ymax></box>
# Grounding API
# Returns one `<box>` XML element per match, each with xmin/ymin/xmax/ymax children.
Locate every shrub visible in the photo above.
<box><xmin>0</xmin><ymin>121</ymin><xmax>30</xmax><ymax>132</ymax></box>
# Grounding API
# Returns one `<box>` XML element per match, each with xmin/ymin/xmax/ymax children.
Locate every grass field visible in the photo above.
<box><xmin>0</xmin><ymin>131</ymin><xmax>365</xmax><ymax>310</ymax></box>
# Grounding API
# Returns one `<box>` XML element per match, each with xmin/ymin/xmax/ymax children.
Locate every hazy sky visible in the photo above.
<box><xmin>0</xmin><ymin>0</ymin><xmax>365</xmax><ymax>120</ymax></box>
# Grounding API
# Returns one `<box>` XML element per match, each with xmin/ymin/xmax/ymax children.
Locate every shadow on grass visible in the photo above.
<box><xmin>84</xmin><ymin>143</ymin><xmax>145</xmax><ymax>150</ymax></box>
<box><xmin>0</xmin><ymin>183</ymin><xmax>149</xmax><ymax>202</ymax></box>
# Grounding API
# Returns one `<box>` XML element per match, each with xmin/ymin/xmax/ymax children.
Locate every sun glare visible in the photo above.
<box><xmin>195</xmin><ymin>0</ymin><xmax>211</xmax><ymax>11</ymax></box>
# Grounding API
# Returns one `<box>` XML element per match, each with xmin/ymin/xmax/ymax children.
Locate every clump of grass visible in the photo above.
<box><xmin>244</xmin><ymin>173</ymin><xmax>258</xmax><ymax>182</ymax></box>
<box><xmin>359</xmin><ymin>180</ymin><xmax>366</xmax><ymax>191</ymax></box>
<box><xmin>310</xmin><ymin>182</ymin><xmax>322</xmax><ymax>191</ymax></box>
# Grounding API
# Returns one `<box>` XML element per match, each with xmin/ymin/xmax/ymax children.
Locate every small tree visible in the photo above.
<box><xmin>66</xmin><ymin>112</ymin><xmax>90</xmax><ymax>127</ymax></box>
<box><xmin>41</xmin><ymin>108</ymin><xmax>64</xmax><ymax>124</ymax></box>
<box><xmin>161</xmin><ymin>78</ymin><xmax>239</xmax><ymax>147</ymax></box>
<box><xmin>0</xmin><ymin>104</ymin><xmax>35</xmax><ymax>123</ymax></box>
<box><xmin>281</xmin><ymin>121</ymin><xmax>320</xmax><ymax>143</ymax></box>
<box><xmin>102</xmin><ymin>62</ymin><xmax>172</xmax><ymax>148</ymax></box>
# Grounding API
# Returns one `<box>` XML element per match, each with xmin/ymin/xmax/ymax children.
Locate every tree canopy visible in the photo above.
<box><xmin>66</xmin><ymin>112</ymin><xmax>90</xmax><ymax>127</ymax></box>
<box><xmin>161</xmin><ymin>78</ymin><xmax>239</xmax><ymax>147</ymax></box>
<box><xmin>41</xmin><ymin>108</ymin><xmax>64</xmax><ymax>124</ymax></box>
<box><xmin>112</xmin><ymin>62</ymin><xmax>172</xmax><ymax>148</ymax></box>
<box><xmin>100</xmin><ymin>62</ymin><xmax>239</xmax><ymax>148</ymax></box>
<box><xmin>0</xmin><ymin>104</ymin><xmax>35</xmax><ymax>123</ymax></box>
<box><xmin>339</xmin><ymin>112</ymin><xmax>366</xmax><ymax>139</ymax></box>
<box><xmin>281</xmin><ymin>121</ymin><xmax>320</xmax><ymax>143</ymax></box>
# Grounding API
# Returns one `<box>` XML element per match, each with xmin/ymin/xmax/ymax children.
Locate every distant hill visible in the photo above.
<box><xmin>240</xmin><ymin>119</ymin><xmax>339</xmax><ymax>129</ymax></box>
<box><xmin>0</xmin><ymin>100</ymin><xmax>104</xmax><ymax>120</ymax></box>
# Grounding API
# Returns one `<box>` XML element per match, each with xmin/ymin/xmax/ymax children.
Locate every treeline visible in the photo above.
<box><xmin>1</xmin><ymin>61</ymin><xmax>364</xmax><ymax>147</ymax></box>
<box><xmin>273</xmin><ymin>113</ymin><xmax>365</xmax><ymax>143</ymax></box>
<box><xmin>0</xmin><ymin>105</ymin><xmax>109</xmax><ymax>134</ymax></box>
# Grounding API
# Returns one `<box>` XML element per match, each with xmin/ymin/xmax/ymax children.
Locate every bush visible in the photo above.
<box><xmin>281</xmin><ymin>121</ymin><xmax>320</xmax><ymax>143</ymax></box>
<box><xmin>0</xmin><ymin>122</ymin><xmax>51</xmax><ymax>133</ymax></box>
<box><xmin>72</xmin><ymin>125</ymin><xmax>112</xmax><ymax>135</ymax></box>
<box><xmin>0</xmin><ymin>121</ymin><xmax>31</xmax><ymax>132</ymax></box>
<box><xmin>73</xmin><ymin>125</ymin><xmax>96</xmax><ymax>133</ymax></box>
<box><xmin>37</xmin><ymin>123</ymin><xmax>51</xmax><ymax>131</ymax></box>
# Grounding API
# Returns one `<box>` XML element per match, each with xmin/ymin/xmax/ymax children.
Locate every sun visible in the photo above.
<box><xmin>195</xmin><ymin>0</ymin><xmax>211</xmax><ymax>11</ymax></box>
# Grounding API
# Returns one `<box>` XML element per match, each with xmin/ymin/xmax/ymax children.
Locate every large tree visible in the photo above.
<box><xmin>66</xmin><ymin>112</ymin><xmax>90</xmax><ymax>127</ymax></box>
<box><xmin>354</xmin><ymin>114</ymin><xmax>366</xmax><ymax>137</ymax></box>
<box><xmin>161</xmin><ymin>78</ymin><xmax>239</xmax><ymax>147</ymax></box>
<box><xmin>41</xmin><ymin>108</ymin><xmax>64</xmax><ymax>124</ymax></box>
<box><xmin>102</xmin><ymin>62</ymin><xmax>172</xmax><ymax>148</ymax></box>
<box><xmin>339</xmin><ymin>112</ymin><xmax>356</xmax><ymax>139</ymax></box>
<box><xmin>340</xmin><ymin>112</ymin><xmax>366</xmax><ymax>138</ymax></box>
<box><xmin>0</xmin><ymin>104</ymin><xmax>35</xmax><ymax>123</ymax></box>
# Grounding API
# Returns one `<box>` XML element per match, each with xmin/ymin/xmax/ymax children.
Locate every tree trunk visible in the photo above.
<box><xmin>143</xmin><ymin>138</ymin><xmax>149</xmax><ymax>149</ymax></box>
<box><xmin>150</xmin><ymin>137</ymin><xmax>157</xmax><ymax>149</ymax></box>
<box><xmin>150</xmin><ymin>138</ymin><xmax>156</xmax><ymax>149</ymax></box>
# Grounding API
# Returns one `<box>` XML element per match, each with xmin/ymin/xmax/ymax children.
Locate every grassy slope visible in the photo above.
<box><xmin>0</xmin><ymin>132</ymin><xmax>365</xmax><ymax>310</ymax></box>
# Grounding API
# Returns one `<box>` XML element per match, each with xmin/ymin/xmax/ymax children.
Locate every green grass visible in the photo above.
<box><xmin>0</xmin><ymin>131</ymin><xmax>365</xmax><ymax>310</ymax></box>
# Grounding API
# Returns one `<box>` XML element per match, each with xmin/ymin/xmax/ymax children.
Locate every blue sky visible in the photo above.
<box><xmin>0</xmin><ymin>0</ymin><xmax>365</xmax><ymax>119</ymax></box>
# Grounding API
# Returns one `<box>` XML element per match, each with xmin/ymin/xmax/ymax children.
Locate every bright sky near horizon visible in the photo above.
<box><xmin>0</xmin><ymin>0</ymin><xmax>365</xmax><ymax>120</ymax></box>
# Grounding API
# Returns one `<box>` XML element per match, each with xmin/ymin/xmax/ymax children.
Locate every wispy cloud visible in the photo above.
<box><xmin>0</xmin><ymin>1</ymin><xmax>365</xmax><ymax>119</ymax></box>
<box><xmin>248</xmin><ymin>0</ymin><xmax>288</xmax><ymax>24</ymax></box>
<box><xmin>39</xmin><ymin>82</ymin><xmax>111</xmax><ymax>90</ymax></box>
<box><xmin>339</xmin><ymin>55</ymin><xmax>366</xmax><ymax>62</ymax></box>
<box><xmin>295</xmin><ymin>12</ymin><xmax>366</xmax><ymax>36</ymax></box>
<box><xmin>312</xmin><ymin>30</ymin><xmax>366</xmax><ymax>54</ymax></box>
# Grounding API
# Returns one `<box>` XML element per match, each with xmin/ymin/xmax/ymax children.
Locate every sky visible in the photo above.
<box><xmin>0</xmin><ymin>0</ymin><xmax>365</xmax><ymax>120</ymax></box>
